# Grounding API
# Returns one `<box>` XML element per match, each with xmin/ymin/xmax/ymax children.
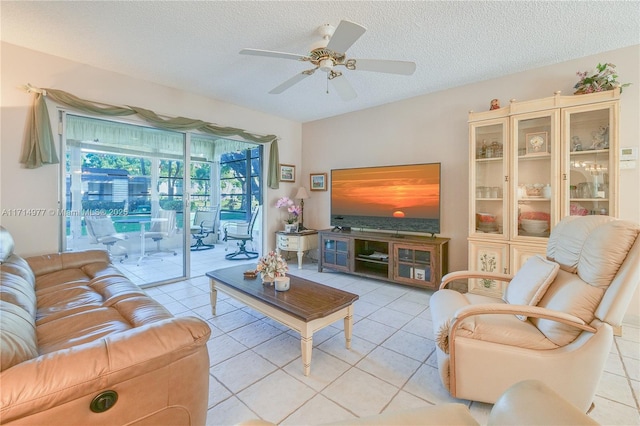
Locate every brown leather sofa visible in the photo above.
<box><xmin>0</xmin><ymin>226</ymin><xmax>211</xmax><ymax>425</ymax></box>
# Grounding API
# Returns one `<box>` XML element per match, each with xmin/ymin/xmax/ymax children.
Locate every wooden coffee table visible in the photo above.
<box><xmin>206</xmin><ymin>265</ymin><xmax>358</xmax><ymax>376</ymax></box>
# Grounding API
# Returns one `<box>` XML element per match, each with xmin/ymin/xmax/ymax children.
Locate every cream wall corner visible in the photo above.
<box><xmin>0</xmin><ymin>42</ymin><xmax>302</xmax><ymax>256</ymax></box>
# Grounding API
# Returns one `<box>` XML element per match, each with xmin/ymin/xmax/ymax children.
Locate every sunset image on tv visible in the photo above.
<box><xmin>331</xmin><ymin>163</ymin><xmax>441</xmax><ymax>234</ymax></box>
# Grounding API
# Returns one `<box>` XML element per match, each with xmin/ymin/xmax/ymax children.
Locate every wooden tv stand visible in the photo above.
<box><xmin>318</xmin><ymin>229</ymin><xmax>449</xmax><ymax>290</ymax></box>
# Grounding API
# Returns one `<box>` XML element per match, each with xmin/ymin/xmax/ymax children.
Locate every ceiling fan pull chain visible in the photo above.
<box><xmin>326</xmin><ymin>74</ymin><xmax>329</xmax><ymax>95</ymax></box>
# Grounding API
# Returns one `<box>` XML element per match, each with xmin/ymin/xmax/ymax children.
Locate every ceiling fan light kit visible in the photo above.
<box><xmin>240</xmin><ymin>19</ymin><xmax>416</xmax><ymax>100</ymax></box>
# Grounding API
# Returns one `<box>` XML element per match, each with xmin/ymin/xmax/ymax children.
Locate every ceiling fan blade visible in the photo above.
<box><xmin>326</xmin><ymin>20</ymin><xmax>366</xmax><ymax>53</ymax></box>
<box><xmin>240</xmin><ymin>48</ymin><xmax>307</xmax><ymax>61</ymax></box>
<box><xmin>330</xmin><ymin>74</ymin><xmax>357</xmax><ymax>101</ymax></box>
<box><xmin>351</xmin><ymin>59</ymin><xmax>416</xmax><ymax>75</ymax></box>
<box><xmin>269</xmin><ymin>72</ymin><xmax>312</xmax><ymax>94</ymax></box>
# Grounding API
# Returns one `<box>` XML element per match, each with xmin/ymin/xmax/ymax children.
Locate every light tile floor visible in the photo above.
<box><xmin>143</xmin><ymin>260</ymin><xmax>640</xmax><ymax>426</ymax></box>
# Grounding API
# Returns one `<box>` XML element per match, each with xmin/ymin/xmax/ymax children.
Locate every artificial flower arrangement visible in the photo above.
<box><xmin>256</xmin><ymin>250</ymin><xmax>288</xmax><ymax>282</ymax></box>
<box><xmin>275</xmin><ymin>196</ymin><xmax>301</xmax><ymax>224</ymax></box>
<box><xmin>573</xmin><ymin>63</ymin><xmax>630</xmax><ymax>95</ymax></box>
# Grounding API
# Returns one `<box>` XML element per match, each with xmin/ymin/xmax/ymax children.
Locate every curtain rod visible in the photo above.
<box><xmin>23</xmin><ymin>83</ymin><xmax>46</xmax><ymax>96</ymax></box>
<box><xmin>20</xmin><ymin>83</ymin><xmax>281</xmax><ymax>188</ymax></box>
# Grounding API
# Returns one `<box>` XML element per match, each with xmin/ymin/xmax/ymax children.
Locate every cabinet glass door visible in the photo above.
<box><xmin>394</xmin><ymin>244</ymin><xmax>435</xmax><ymax>287</ymax></box>
<box><xmin>322</xmin><ymin>237</ymin><xmax>349</xmax><ymax>270</ymax></box>
<box><xmin>512</xmin><ymin>112</ymin><xmax>557</xmax><ymax>239</ymax></box>
<box><xmin>470</xmin><ymin>119</ymin><xmax>508</xmax><ymax>239</ymax></box>
<box><xmin>563</xmin><ymin>104</ymin><xmax>616</xmax><ymax>217</ymax></box>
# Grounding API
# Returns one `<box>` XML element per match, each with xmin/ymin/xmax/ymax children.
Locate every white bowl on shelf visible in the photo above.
<box><xmin>478</xmin><ymin>222</ymin><xmax>498</xmax><ymax>232</ymax></box>
<box><xmin>521</xmin><ymin>219</ymin><xmax>548</xmax><ymax>234</ymax></box>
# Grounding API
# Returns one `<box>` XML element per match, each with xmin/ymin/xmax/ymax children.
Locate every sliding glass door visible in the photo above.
<box><xmin>62</xmin><ymin>114</ymin><xmax>265</xmax><ymax>286</ymax></box>
<box><xmin>62</xmin><ymin>114</ymin><xmax>187</xmax><ymax>286</ymax></box>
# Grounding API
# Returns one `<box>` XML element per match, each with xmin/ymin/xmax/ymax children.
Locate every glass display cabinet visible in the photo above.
<box><xmin>469</xmin><ymin>118</ymin><xmax>508</xmax><ymax>240</ymax></box>
<box><xmin>512</xmin><ymin>111</ymin><xmax>557</xmax><ymax>241</ymax></box>
<box><xmin>468</xmin><ymin>89</ymin><xmax>619</xmax><ymax>296</ymax></box>
<box><xmin>563</xmin><ymin>104</ymin><xmax>618</xmax><ymax>218</ymax></box>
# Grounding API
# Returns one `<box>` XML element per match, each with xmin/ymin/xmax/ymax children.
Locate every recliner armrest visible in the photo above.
<box><xmin>440</xmin><ymin>270</ymin><xmax>514</xmax><ymax>290</ymax></box>
<box><xmin>451</xmin><ymin>303</ymin><xmax>597</xmax><ymax>335</ymax></box>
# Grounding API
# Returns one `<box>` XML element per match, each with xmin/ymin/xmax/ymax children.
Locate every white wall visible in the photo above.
<box><xmin>301</xmin><ymin>45</ymin><xmax>640</xmax><ymax>320</ymax></box>
<box><xmin>0</xmin><ymin>42</ymin><xmax>302</xmax><ymax>256</ymax></box>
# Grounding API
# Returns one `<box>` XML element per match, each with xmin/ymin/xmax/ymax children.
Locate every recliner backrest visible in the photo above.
<box><xmin>536</xmin><ymin>216</ymin><xmax>640</xmax><ymax>345</ymax></box>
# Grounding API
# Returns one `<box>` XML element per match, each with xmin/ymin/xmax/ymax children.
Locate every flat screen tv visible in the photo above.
<box><xmin>330</xmin><ymin>163</ymin><xmax>441</xmax><ymax>235</ymax></box>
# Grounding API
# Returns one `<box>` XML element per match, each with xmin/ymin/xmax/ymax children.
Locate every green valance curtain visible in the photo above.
<box><xmin>21</xmin><ymin>86</ymin><xmax>281</xmax><ymax>188</ymax></box>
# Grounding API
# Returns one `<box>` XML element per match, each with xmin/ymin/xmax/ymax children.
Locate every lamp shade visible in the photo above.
<box><xmin>295</xmin><ymin>187</ymin><xmax>310</xmax><ymax>200</ymax></box>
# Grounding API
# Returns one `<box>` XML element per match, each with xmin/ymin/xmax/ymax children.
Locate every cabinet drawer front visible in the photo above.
<box><xmin>278</xmin><ymin>235</ymin><xmax>298</xmax><ymax>249</ymax></box>
<box><xmin>285</xmin><ymin>238</ymin><xmax>299</xmax><ymax>249</ymax></box>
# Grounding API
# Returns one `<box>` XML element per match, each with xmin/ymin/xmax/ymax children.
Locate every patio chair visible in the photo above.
<box><xmin>429</xmin><ymin>215</ymin><xmax>640</xmax><ymax>412</ymax></box>
<box><xmin>190</xmin><ymin>207</ymin><xmax>219</xmax><ymax>251</ymax></box>
<box><xmin>140</xmin><ymin>209</ymin><xmax>178</xmax><ymax>262</ymax></box>
<box><xmin>223</xmin><ymin>205</ymin><xmax>261</xmax><ymax>260</ymax></box>
<box><xmin>84</xmin><ymin>215</ymin><xmax>128</xmax><ymax>262</ymax></box>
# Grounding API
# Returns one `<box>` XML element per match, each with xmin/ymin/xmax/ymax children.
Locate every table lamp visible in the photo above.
<box><xmin>294</xmin><ymin>186</ymin><xmax>310</xmax><ymax>230</ymax></box>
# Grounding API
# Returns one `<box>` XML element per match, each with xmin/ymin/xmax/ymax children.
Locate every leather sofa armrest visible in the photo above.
<box><xmin>488</xmin><ymin>380</ymin><xmax>598</xmax><ymax>425</ymax></box>
<box><xmin>440</xmin><ymin>270</ymin><xmax>514</xmax><ymax>290</ymax></box>
<box><xmin>0</xmin><ymin>316</ymin><xmax>210</xmax><ymax>422</ymax></box>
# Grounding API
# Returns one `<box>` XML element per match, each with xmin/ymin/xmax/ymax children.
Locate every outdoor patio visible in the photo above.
<box><xmin>67</xmin><ymin>219</ymin><xmax>266</xmax><ymax>287</ymax></box>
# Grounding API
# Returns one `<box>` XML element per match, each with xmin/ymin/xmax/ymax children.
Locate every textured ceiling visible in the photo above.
<box><xmin>2</xmin><ymin>1</ymin><xmax>639</xmax><ymax>123</ymax></box>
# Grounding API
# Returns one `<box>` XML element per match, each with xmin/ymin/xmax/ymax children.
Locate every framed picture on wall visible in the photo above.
<box><xmin>310</xmin><ymin>173</ymin><xmax>327</xmax><ymax>191</ymax></box>
<box><xmin>280</xmin><ymin>164</ymin><xmax>295</xmax><ymax>182</ymax></box>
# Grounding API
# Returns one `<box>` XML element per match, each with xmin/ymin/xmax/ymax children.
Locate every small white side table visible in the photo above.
<box><xmin>276</xmin><ymin>230</ymin><xmax>318</xmax><ymax>269</ymax></box>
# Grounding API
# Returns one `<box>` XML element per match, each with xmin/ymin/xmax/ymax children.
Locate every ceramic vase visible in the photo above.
<box><xmin>284</xmin><ymin>222</ymin><xmax>298</xmax><ymax>233</ymax></box>
<box><xmin>274</xmin><ymin>276</ymin><xmax>290</xmax><ymax>291</ymax></box>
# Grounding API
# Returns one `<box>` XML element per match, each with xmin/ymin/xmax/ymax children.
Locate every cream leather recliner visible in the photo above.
<box><xmin>430</xmin><ymin>215</ymin><xmax>640</xmax><ymax>412</ymax></box>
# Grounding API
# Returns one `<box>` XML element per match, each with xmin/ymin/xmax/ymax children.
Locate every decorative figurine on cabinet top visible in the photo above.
<box><xmin>490</xmin><ymin>99</ymin><xmax>500</xmax><ymax>110</ymax></box>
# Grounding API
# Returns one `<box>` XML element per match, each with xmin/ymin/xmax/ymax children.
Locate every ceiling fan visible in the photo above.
<box><xmin>239</xmin><ymin>20</ymin><xmax>416</xmax><ymax>101</ymax></box>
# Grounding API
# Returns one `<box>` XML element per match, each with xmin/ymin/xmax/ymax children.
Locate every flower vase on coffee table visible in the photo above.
<box><xmin>256</xmin><ymin>251</ymin><xmax>288</xmax><ymax>286</ymax></box>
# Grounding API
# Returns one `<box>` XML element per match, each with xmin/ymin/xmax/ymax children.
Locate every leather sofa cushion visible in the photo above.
<box><xmin>578</xmin><ymin>219</ymin><xmax>640</xmax><ymax>287</ymax></box>
<box><xmin>26</xmin><ymin>250</ymin><xmax>111</xmax><ymax>277</ymax></box>
<box><xmin>532</xmin><ymin>269</ymin><xmax>604</xmax><ymax>346</ymax></box>
<box><xmin>37</xmin><ymin>307</ymin><xmax>132</xmax><ymax>354</ymax></box>
<box><xmin>503</xmin><ymin>255</ymin><xmax>559</xmax><ymax>320</ymax></box>
<box><xmin>1</xmin><ymin>254</ymin><xmax>36</xmax><ymax>286</ymax></box>
<box><xmin>0</xmin><ymin>300</ymin><xmax>38</xmax><ymax>371</ymax></box>
<box><xmin>455</xmin><ymin>298</ymin><xmax>557</xmax><ymax>351</ymax></box>
<box><xmin>547</xmin><ymin>216</ymin><xmax>639</xmax><ymax>287</ymax></box>
<box><xmin>546</xmin><ymin>215</ymin><xmax>613</xmax><ymax>273</ymax></box>
<box><xmin>1</xmin><ymin>273</ymin><xmax>37</xmax><ymax>317</ymax></box>
<box><xmin>36</xmin><ymin>276</ymin><xmax>146</xmax><ymax>325</ymax></box>
<box><xmin>431</xmin><ymin>290</ymin><xmax>558</xmax><ymax>354</ymax></box>
<box><xmin>0</xmin><ymin>261</ymin><xmax>39</xmax><ymax>372</ymax></box>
